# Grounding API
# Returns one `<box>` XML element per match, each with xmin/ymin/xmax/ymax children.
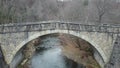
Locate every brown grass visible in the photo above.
<box><xmin>59</xmin><ymin>34</ymin><xmax>101</xmax><ymax>68</ymax></box>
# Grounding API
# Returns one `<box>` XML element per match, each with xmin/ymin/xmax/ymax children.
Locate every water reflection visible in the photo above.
<box><xmin>31</xmin><ymin>47</ymin><xmax>66</xmax><ymax>68</ymax></box>
<box><xmin>29</xmin><ymin>37</ymin><xmax>85</xmax><ymax>68</ymax></box>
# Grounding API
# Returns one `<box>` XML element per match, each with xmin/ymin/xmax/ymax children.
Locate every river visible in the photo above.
<box><xmin>28</xmin><ymin>36</ymin><xmax>85</xmax><ymax>68</ymax></box>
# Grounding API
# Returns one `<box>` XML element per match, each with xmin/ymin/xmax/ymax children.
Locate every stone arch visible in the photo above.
<box><xmin>11</xmin><ymin>30</ymin><xmax>114</xmax><ymax>66</ymax></box>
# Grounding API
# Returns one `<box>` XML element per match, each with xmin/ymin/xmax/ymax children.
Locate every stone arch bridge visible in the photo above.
<box><xmin>0</xmin><ymin>21</ymin><xmax>120</xmax><ymax>67</ymax></box>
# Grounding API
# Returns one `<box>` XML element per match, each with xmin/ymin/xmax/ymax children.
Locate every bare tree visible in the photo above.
<box><xmin>90</xmin><ymin>0</ymin><xmax>117</xmax><ymax>24</ymax></box>
<box><xmin>0</xmin><ymin>0</ymin><xmax>120</xmax><ymax>24</ymax></box>
<box><xmin>59</xmin><ymin>0</ymin><xmax>88</xmax><ymax>22</ymax></box>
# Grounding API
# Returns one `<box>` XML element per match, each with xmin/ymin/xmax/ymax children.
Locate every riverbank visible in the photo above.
<box><xmin>59</xmin><ymin>34</ymin><xmax>101</xmax><ymax>68</ymax></box>
<box><xmin>17</xmin><ymin>37</ymin><xmax>41</xmax><ymax>68</ymax></box>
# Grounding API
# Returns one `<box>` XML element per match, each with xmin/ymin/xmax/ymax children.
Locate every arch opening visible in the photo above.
<box><xmin>10</xmin><ymin>33</ymin><xmax>104</xmax><ymax>68</ymax></box>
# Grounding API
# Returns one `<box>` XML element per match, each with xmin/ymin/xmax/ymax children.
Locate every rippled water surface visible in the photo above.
<box><xmin>29</xmin><ymin>36</ymin><xmax>85</xmax><ymax>68</ymax></box>
<box><xmin>31</xmin><ymin>48</ymin><xmax>67</xmax><ymax>68</ymax></box>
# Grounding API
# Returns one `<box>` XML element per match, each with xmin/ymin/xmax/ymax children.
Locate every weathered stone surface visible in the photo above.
<box><xmin>0</xmin><ymin>21</ymin><xmax>118</xmax><ymax>67</ymax></box>
<box><xmin>0</xmin><ymin>30</ymin><xmax>116</xmax><ymax>65</ymax></box>
<box><xmin>105</xmin><ymin>36</ymin><xmax>120</xmax><ymax>68</ymax></box>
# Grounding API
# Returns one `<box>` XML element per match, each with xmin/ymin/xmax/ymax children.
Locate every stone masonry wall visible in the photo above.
<box><xmin>0</xmin><ymin>30</ymin><xmax>116</xmax><ymax>65</ymax></box>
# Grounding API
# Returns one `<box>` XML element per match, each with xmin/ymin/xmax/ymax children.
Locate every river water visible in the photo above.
<box><xmin>30</xmin><ymin>48</ymin><xmax>66</xmax><ymax>68</ymax></box>
<box><xmin>28</xmin><ymin>36</ymin><xmax>85</xmax><ymax>68</ymax></box>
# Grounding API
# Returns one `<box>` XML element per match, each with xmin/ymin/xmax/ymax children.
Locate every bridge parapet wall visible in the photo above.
<box><xmin>0</xmin><ymin>21</ymin><xmax>120</xmax><ymax>34</ymax></box>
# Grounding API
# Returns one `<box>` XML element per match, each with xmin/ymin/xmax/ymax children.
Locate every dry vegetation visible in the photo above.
<box><xmin>59</xmin><ymin>34</ymin><xmax>100</xmax><ymax>68</ymax></box>
<box><xmin>0</xmin><ymin>0</ymin><xmax>120</xmax><ymax>24</ymax></box>
<box><xmin>17</xmin><ymin>38</ymin><xmax>41</xmax><ymax>68</ymax></box>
